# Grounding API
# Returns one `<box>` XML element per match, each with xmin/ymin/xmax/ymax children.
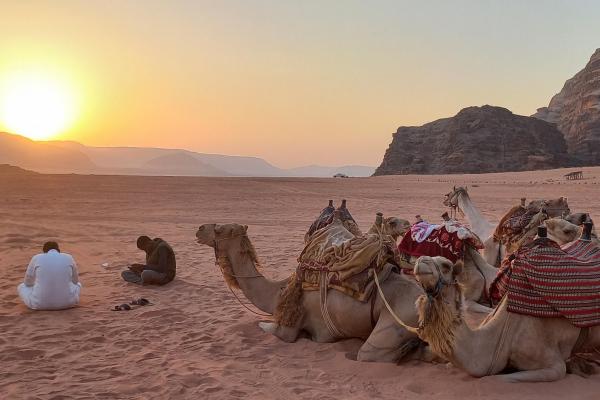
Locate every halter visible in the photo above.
<box><xmin>445</xmin><ymin>187</ymin><xmax>467</xmax><ymax>219</ymax></box>
<box><xmin>417</xmin><ymin>261</ymin><xmax>458</xmax><ymax>330</ymax></box>
<box><xmin>212</xmin><ymin>233</ymin><xmax>264</xmax><ymax>279</ymax></box>
<box><xmin>211</xmin><ymin>232</ymin><xmax>272</xmax><ymax>317</ymax></box>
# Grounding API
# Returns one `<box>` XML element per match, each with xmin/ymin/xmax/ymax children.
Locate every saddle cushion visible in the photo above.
<box><xmin>490</xmin><ymin>239</ymin><xmax>600</xmax><ymax>327</ymax></box>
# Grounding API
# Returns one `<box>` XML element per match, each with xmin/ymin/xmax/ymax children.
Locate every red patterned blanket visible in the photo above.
<box><xmin>397</xmin><ymin>225</ymin><xmax>482</xmax><ymax>263</ymax></box>
<box><xmin>490</xmin><ymin>239</ymin><xmax>600</xmax><ymax>327</ymax></box>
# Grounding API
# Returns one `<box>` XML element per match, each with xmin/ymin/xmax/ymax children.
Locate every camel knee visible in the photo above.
<box><xmin>258</xmin><ymin>321</ymin><xmax>300</xmax><ymax>343</ymax></box>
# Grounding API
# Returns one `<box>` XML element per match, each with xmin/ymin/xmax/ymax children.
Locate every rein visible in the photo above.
<box><xmin>212</xmin><ymin>233</ymin><xmax>272</xmax><ymax>317</ymax></box>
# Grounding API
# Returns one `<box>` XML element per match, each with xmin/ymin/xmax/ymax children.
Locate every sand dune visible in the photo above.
<box><xmin>1</xmin><ymin>167</ymin><xmax>599</xmax><ymax>399</ymax></box>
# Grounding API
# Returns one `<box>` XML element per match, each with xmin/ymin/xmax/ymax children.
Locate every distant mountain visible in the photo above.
<box><xmin>0</xmin><ymin>132</ymin><xmax>371</xmax><ymax>177</ymax></box>
<box><xmin>287</xmin><ymin>165</ymin><xmax>375</xmax><ymax>177</ymax></box>
<box><xmin>533</xmin><ymin>48</ymin><xmax>600</xmax><ymax>165</ymax></box>
<box><xmin>141</xmin><ymin>152</ymin><xmax>227</xmax><ymax>176</ymax></box>
<box><xmin>0</xmin><ymin>164</ymin><xmax>38</xmax><ymax>175</ymax></box>
<box><xmin>374</xmin><ymin>105</ymin><xmax>572</xmax><ymax>175</ymax></box>
<box><xmin>0</xmin><ymin>132</ymin><xmax>96</xmax><ymax>173</ymax></box>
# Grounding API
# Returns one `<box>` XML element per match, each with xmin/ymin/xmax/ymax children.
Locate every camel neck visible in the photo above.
<box><xmin>444</xmin><ymin>296</ymin><xmax>510</xmax><ymax>377</ymax></box>
<box><xmin>457</xmin><ymin>193</ymin><xmax>494</xmax><ymax>240</ymax></box>
<box><xmin>223</xmin><ymin>241</ymin><xmax>288</xmax><ymax>314</ymax></box>
<box><xmin>465</xmin><ymin>246</ymin><xmax>498</xmax><ymax>286</ymax></box>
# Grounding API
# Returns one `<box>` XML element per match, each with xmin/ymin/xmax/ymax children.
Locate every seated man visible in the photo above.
<box><xmin>17</xmin><ymin>241</ymin><xmax>81</xmax><ymax>310</ymax></box>
<box><xmin>121</xmin><ymin>236</ymin><xmax>176</xmax><ymax>285</ymax></box>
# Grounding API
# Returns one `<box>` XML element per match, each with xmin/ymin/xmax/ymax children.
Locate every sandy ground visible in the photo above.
<box><xmin>1</xmin><ymin>167</ymin><xmax>600</xmax><ymax>399</ymax></box>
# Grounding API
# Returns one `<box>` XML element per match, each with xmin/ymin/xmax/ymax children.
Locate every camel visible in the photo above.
<box><xmin>546</xmin><ymin>215</ymin><xmax>599</xmax><ymax>246</ymax></box>
<box><xmin>409</xmin><ymin>256</ymin><xmax>600</xmax><ymax>382</ymax></box>
<box><xmin>444</xmin><ymin>186</ymin><xmax>570</xmax><ymax>266</ymax></box>
<box><xmin>443</xmin><ymin>186</ymin><xmax>495</xmax><ymax>241</ymax></box>
<box><xmin>195</xmin><ymin>222</ymin><xmax>428</xmax><ymax>363</ymax></box>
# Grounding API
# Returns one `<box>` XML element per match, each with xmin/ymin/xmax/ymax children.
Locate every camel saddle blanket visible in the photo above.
<box><xmin>298</xmin><ymin>262</ymin><xmax>397</xmax><ymax>302</ymax></box>
<box><xmin>398</xmin><ymin>222</ymin><xmax>483</xmax><ymax>263</ymax></box>
<box><xmin>298</xmin><ymin>220</ymin><xmax>399</xmax><ymax>301</ymax></box>
<box><xmin>490</xmin><ymin>238</ymin><xmax>600</xmax><ymax>327</ymax></box>
<box><xmin>494</xmin><ymin>206</ymin><xmax>546</xmax><ymax>245</ymax></box>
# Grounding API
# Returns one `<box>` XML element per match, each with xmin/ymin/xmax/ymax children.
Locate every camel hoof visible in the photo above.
<box><xmin>258</xmin><ymin>321</ymin><xmax>277</xmax><ymax>334</ymax></box>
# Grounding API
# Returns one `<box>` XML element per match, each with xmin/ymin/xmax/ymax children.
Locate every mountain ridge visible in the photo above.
<box><xmin>0</xmin><ymin>132</ymin><xmax>374</xmax><ymax>177</ymax></box>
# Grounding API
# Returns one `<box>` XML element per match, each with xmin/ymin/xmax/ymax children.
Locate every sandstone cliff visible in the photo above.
<box><xmin>533</xmin><ymin>49</ymin><xmax>600</xmax><ymax>164</ymax></box>
<box><xmin>374</xmin><ymin>105</ymin><xmax>571</xmax><ymax>175</ymax></box>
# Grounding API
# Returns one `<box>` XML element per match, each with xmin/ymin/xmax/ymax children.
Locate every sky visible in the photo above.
<box><xmin>1</xmin><ymin>1</ymin><xmax>599</xmax><ymax>168</ymax></box>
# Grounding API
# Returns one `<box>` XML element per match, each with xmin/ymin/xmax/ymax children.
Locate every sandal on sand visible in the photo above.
<box><xmin>112</xmin><ymin>303</ymin><xmax>132</xmax><ymax>311</ymax></box>
<box><xmin>130</xmin><ymin>298</ymin><xmax>151</xmax><ymax>306</ymax></box>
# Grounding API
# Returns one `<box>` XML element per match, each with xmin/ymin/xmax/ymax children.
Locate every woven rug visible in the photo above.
<box><xmin>490</xmin><ymin>238</ymin><xmax>600</xmax><ymax>327</ymax></box>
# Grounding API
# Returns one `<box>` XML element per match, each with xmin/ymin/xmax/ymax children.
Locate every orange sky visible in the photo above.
<box><xmin>1</xmin><ymin>1</ymin><xmax>599</xmax><ymax>167</ymax></box>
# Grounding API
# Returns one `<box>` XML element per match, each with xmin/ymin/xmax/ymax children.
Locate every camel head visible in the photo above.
<box><xmin>413</xmin><ymin>256</ymin><xmax>462</xmax><ymax>295</ymax></box>
<box><xmin>413</xmin><ymin>256</ymin><xmax>464</xmax><ymax>357</ymax></box>
<box><xmin>196</xmin><ymin>223</ymin><xmax>258</xmax><ymax>290</ymax></box>
<box><xmin>443</xmin><ymin>186</ymin><xmax>468</xmax><ymax>208</ymax></box>
<box><xmin>196</xmin><ymin>223</ymin><xmax>249</xmax><ymax>247</ymax></box>
<box><xmin>545</xmin><ymin>218</ymin><xmax>581</xmax><ymax>245</ymax></box>
<box><xmin>528</xmin><ymin>197</ymin><xmax>570</xmax><ymax>218</ymax></box>
<box><xmin>381</xmin><ymin>217</ymin><xmax>411</xmax><ymax>240</ymax></box>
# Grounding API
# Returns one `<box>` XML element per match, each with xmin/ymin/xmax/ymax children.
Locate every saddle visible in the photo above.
<box><xmin>490</xmin><ymin>238</ymin><xmax>600</xmax><ymax>327</ymax></box>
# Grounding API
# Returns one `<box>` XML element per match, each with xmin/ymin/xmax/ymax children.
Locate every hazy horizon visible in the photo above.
<box><xmin>1</xmin><ymin>1</ymin><xmax>600</xmax><ymax>167</ymax></box>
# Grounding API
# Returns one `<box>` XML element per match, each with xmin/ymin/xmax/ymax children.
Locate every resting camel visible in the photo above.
<box><xmin>308</xmin><ymin>201</ymin><xmax>496</xmax><ymax>314</ymax></box>
<box><xmin>196</xmin><ymin>222</ymin><xmax>428</xmax><ymax>363</ymax></box>
<box><xmin>408</xmin><ymin>256</ymin><xmax>600</xmax><ymax>382</ymax></box>
<box><xmin>444</xmin><ymin>186</ymin><xmax>570</xmax><ymax>266</ymax></box>
<box><xmin>546</xmin><ymin>215</ymin><xmax>599</xmax><ymax>246</ymax></box>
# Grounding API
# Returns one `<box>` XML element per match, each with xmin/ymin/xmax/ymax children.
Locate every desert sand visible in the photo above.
<box><xmin>1</xmin><ymin>167</ymin><xmax>600</xmax><ymax>399</ymax></box>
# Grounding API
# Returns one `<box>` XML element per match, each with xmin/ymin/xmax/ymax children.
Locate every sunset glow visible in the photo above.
<box><xmin>0</xmin><ymin>1</ymin><xmax>599</xmax><ymax>167</ymax></box>
<box><xmin>0</xmin><ymin>71</ymin><xmax>77</xmax><ymax>140</ymax></box>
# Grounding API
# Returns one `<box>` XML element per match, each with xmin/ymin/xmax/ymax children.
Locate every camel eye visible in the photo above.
<box><xmin>199</xmin><ymin>226</ymin><xmax>204</xmax><ymax>231</ymax></box>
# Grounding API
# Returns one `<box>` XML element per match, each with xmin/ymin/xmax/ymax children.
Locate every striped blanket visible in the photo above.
<box><xmin>490</xmin><ymin>238</ymin><xmax>600</xmax><ymax>327</ymax></box>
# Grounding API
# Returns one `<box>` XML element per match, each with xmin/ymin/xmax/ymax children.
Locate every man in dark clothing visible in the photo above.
<box><xmin>121</xmin><ymin>236</ymin><xmax>176</xmax><ymax>285</ymax></box>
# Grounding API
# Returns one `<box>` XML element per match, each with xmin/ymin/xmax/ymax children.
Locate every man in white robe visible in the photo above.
<box><xmin>17</xmin><ymin>241</ymin><xmax>81</xmax><ymax>310</ymax></box>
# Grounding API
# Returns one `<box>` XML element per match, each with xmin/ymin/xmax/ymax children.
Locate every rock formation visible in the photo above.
<box><xmin>374</xmin><ymin>105</ymin><xmax>571</xmax><ymax>175</ymax></box>
<box><xmin>533</xmin><ymin>48</ymin><xmax>600</xmax><ymax>164</ymax></box>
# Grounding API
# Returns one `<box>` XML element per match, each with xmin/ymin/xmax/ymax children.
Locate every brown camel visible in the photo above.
<box><xmin>546</xmin><ymin>215</ymin><xmax>599</xmax><ymax>246</ymax></box>
<box><xmin>410</xmin><ymin>256</ymin><xmax>600</xmax><ymax>382</ymax></box>
<box><xmin>196</xmin><ymin>222</ymin><xmax>428</xmax><ymax>363</ymax></box>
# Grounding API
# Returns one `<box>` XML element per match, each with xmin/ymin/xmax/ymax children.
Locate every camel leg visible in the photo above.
<box><xmin>499</xmin><ymin>361</ymin><xmax>566</xmax><ymax>383</ymax></box>
<box><xmin>357</xmin><ymin>313</ymin><xmax>420</xmax><ymax>363</ymax></box>
<box><xmin>258</xmin><ymin>321</ymin><xmax>301</xmax><ymax>343</ymax></box>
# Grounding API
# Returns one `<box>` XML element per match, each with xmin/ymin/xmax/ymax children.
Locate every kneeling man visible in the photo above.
<box><xmin>121</xmin><ymin>236</ymin><xmax>176</xmax><ymax>285</ymax></box>
<box><xmin>18</xmin><ymin>241</ymin><xmax>81</xmax><ymax>310</ymax></box>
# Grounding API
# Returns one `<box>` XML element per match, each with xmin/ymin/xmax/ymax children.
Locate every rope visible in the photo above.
<box><xmin>373</xmin><ymin>268</ymin><xmax>419</xmax><ymax>334</ymax></box>
<box><xmin>213</xmin><ymin>233</ymin><xmax>273</xmax><ymax>318</ymax></box>
<box><xmin>319</xmin><ymin>271</ymin><xmax>346</xmax><ymax>338</ymax></box>
<box><xmin>226</xmin><ymin>284</ymin><xmax>273</xmax><ymax>317</ymax></box>
<box><xmin>486</xmin><ymin>306</ymin><xmax>512</xmax><ymax>375</ymax></box>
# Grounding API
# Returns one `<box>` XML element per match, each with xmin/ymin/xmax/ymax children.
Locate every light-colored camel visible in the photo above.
<box><xmin>196</xmin><ymin>222</ymin><xmax>428</xmax><ymax>363</ymax></box>
<box><xmin>443</xmin><ymin>186</ymin><xmax>495</xmax><ymax>241</ymax></box>
<box><xmin>410</xmin><ymin>256</ymin><xmax>600</xmax><ymax>382</ymax></box>
<box><xmin>545</xmin><ymin>216</ymin><xmax>599</xmax><ymax>246</ymax></box>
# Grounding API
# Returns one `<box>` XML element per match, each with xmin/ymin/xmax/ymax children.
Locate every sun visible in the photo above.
<box><xmin>0</xmin><ymin>72</ymin><xmax>76</xmax><ymax>140</ymax></box>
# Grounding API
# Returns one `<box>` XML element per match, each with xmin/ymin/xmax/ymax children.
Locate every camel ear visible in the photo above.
<box><xmin>438</xmin><ymin>258</ymin><xmax>454</xmax><ymax>274</ymax></box>
<box><xmin>243</xmin><ymin>225</ymin><xmax>248</xmax><ymax>233</ymax></box>
<box><xmin>452</xmin><ymin>260</ymin><xmax>464</xmax><ymax>276</ymax></box>
<box><xmin>453</xmin><ymin>185</ymin><xmax>456</xmax><ymax>191</ymax></box>
<box><xmin>465</xmin><ymin>185</ymin><xmax>468</xmax><ymax>191</ymax></box>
